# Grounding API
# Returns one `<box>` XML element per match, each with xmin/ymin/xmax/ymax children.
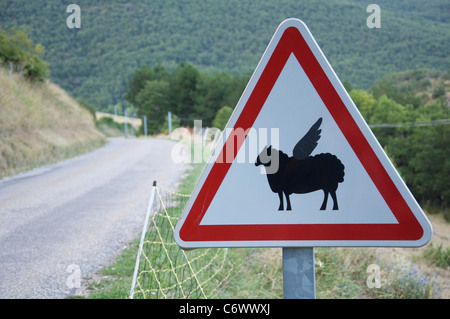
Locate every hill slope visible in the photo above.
<box><xmin>0</xmin><ymin>67</ymin><xmax>105</xmax><ymax>179</ymax></box>
<box><xmin>1</xmin><ymin>0</ymin><xmax>449</xmax><ymax>108</ymax></box>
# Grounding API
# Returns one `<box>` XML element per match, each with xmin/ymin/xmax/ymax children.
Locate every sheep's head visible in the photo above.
<box><xmin>255</xmin><ymin>145</ymin><xmax>279</xmax><ymax>174</ymax></box>
<box><xmin>255</xmin><ymin>145</ymin><xmax>271</xmax><ymax>167</ymax></box>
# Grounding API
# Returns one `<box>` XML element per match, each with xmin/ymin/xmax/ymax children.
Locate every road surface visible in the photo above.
<box><xmin>0</xmin><ymin>137</ymin><xmax>187</xmax><ymax>298</ymax></box>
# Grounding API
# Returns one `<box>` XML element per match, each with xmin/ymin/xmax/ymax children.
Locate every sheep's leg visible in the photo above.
<box><xmin>330</xmin><ymin>190</ymin><xmax>339</xmax><ymax>210</ymax></box>
<box><xmin>278</xmin><ymin>192</ymin><xmax>284</xmax><ymax>211</ymax></box>
<box><xmin>285</xmin><ymin>192</ymin><xmax>292</xmax><ymax>211</ymax></box>
<box><xmin>320</xmin><ymin>190</ymin><xmax>329</xmax><ymax>210</ymax></box>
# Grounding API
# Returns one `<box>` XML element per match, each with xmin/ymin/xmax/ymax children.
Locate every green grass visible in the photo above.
<box><xmin>423</xmin><ymin>244</ymin><xmax>450</xmax><ymax>268</ymax></box>
<box><xmin>314</xmin><ymin>248</ymin><xmax>375</xmax><ymax>298</ymax></box>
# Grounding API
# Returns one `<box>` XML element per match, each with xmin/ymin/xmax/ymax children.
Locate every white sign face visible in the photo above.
<box><xmin>174</xmin><ymin>19</ymin><xmax>432</xmax><ymax>249</ymax></box>
<box><xmin>200</xmin><ymin>55</ymin><xmax>397</xmax><ymax>226</ymax></box>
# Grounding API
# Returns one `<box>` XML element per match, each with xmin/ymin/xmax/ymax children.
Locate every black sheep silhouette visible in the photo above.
<box><xmin>255</xmin><ymin>118</ymin><xmax>345</xmax><ymax>211</ymax></box>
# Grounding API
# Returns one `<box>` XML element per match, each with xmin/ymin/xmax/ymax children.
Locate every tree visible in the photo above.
<box><xmin>23</xmin><ymin>54</ymin><xmax>49</xmax><ymax>82</ymax></box>
<box><xmin>349</xmin><ymin>89</ymin><xmax>377</xmax><ymax>122</ymax></box>
<box><xmin>169</xmin><ymin>63</ymin><xmax>200</xmax><ymax>119</ymax></box>
<box><xmin>409</xmin><ymin>125</ymin><xmax>449</xmax><ymax>208</ymax></box>
<box><xmin>135</xmin><ymin>80</ymin><xmax>170</xmax><ymax>134</ymax></box>
<box><xmin>195</xmin><ymin>71</ymin><xmax>248</xmax><ymax>126</ymax></box>
<box><xmin>212</xmin><ymin>106</ymin><xmax>233</xmax><ymax>130</ymax></box>
<box><xmin>372</xmin><ymin>97</ymin><xmax>450</xmax><ymax>210</ymax></box>
<box><xmin>0</xmin><ymin>27</ymin><xmax>49</xmax><ymax>82</ymax></box>
<box><xmin>195</xmin><ymin>72</ymin><xmax>231</xmax><ymax>126</ymax></box>
<box><xmin>125</xmin><ymin>65</ymin><xmax>156</xmax><ymax>106</ymax></box>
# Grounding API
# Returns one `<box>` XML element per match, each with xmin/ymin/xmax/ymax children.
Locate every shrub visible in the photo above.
<box><xmin>423</xmin><ymin>244</ymin><xmax>450</xmax><ymax>268</ymax></box>
<box><xmin>0</xmin><ymin>27</ymin><xmax>49</xmax><ymax>82</ymax></box>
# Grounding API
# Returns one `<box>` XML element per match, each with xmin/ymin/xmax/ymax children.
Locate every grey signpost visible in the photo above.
<box><xmin>124</xmin><ymin>107</ymin><xmax>128</xmax><ymax>138</ymax></box>
<box><xmin>144</xmin><ymin>115</ymin><xmax>148</xmax><ymax>136</ymax></box>
<box><xmin>168</xmin><ymin>111</ymin><xmax>172</xmax><ymax>135</ymax></box>
<box><xmin>282</xmin><ymin>247</ymin><xmax>316</xmax><ymax>299</ymax></box>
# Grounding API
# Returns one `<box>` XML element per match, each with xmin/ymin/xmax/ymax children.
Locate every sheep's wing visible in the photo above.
<box><xmin>292</xmin><ymin>117</ymin><xmax>322</xmax><ymax>160</ymax></box>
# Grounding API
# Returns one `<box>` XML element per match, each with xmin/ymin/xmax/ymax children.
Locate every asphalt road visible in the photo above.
<box><xmin>0</xmin><ymin>137</ymin><xmax>187</xmax><ymax>298</ymax></box>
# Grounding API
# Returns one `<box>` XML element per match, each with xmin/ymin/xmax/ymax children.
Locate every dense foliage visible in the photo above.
<box><xmin>212</xmin><ymin>106</ymin><xmax>234</xmax><ymax>130</ymax></box>
<box><xmin>349</xmin><ymin>69</ymin><xmax>450</xmax><ymax>210</ymax></box>
<box><xmin>1</xmin><ymin>0</ymin><xmax>448</xmax><ymax>108</ymax></box>
<box><xmin>0</xmin><ymin>26</ymin><xmax>49</xmax><ymax>82</ymax></box>
<box><xmin>125</xmin><ymin>63</ymin><xmax>248</xmax><ymax>133</ymax></box>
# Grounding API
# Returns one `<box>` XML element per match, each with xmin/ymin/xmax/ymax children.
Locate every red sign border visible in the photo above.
<box><xmin>178</xmin><ymin>24</ymin><xmax>424</xmax><ymax>244</ymax></box>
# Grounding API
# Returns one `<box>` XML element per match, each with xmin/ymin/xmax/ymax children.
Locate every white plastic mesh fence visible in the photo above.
<box><xmin>130</xmin><ymin>183</ymin><xmax>231</xmax><ymax>299</ymax></box>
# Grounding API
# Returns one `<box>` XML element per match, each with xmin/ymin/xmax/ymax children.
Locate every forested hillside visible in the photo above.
<box><xmin>1</xmin><ymin>0</ymin><xmax>449</xmax><ymax>108</ymax></box>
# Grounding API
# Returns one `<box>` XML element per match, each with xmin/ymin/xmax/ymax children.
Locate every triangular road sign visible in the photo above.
<box><xmin>174</xmin><ymin>19</ymin><xmax>432</xmax><ymax>248</ymax></box>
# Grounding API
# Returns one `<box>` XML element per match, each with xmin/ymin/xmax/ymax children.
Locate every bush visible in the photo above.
<box><xmin>95</xmin><ymin>117</ymin><xmax>125</xmax><ymax>137</ymax></box>
<box><xmin>423</xmin><ymin>244</ymin><xmax>450</xmax><ymax>268</ymax></box>
<box><xmin>212</xmin><ymin>106</ymin><xmax>233</xmax><ymax>130</ymax></box>
<box><xmin>0</xmin><ymin>27</ymin><xmax>49</xmax><ymax>82</ymax></box>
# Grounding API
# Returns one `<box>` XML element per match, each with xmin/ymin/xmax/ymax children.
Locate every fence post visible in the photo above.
<box><xmin>282</xmin><ymin>247</ymin><xmax>316</xmax><ymax>299</ymax></box>
<box><xmin>130</xmin><ymin>181</ymin><xmax>157</xmax><ymax>299</ymax></box>
<box><xmin>144</xmin><ymin>115</ymin><xmax>148</xmax><ymax>136</ymax></box>
<box><xmin>168</xmin><ymin>111</ymin><xmax>172</xmax><ymax>135</ymax></box>
<box><xmin>124</xmin><ymin>108</ymin><xmax>128</xmax><ymax>138</ymax></box>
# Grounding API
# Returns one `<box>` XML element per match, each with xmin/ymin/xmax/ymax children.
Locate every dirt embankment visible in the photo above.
<box><xmin>0</xmin><ymin>67</ymin><xmax>106</xmax><ymax>179</ymax></box>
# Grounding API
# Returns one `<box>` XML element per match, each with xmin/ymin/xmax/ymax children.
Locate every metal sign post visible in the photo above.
<box><xmin>124</xmin><ymin>107</ymin><xmax>128</xmax><ymax>138</ymax></box>
<box><xmin>144</xmin><ymin>115</ymin><xmax>148</xmax><ymax>136</ymax></box>
<box><xmin>282</xmin><ymin>247</ymin><xmax>316</xmax><ymax>299</ymax></box>
<box><xmin>168</xmin><ymin>111</ymin><xmax>172</xmax><ymax>135</ymax></box>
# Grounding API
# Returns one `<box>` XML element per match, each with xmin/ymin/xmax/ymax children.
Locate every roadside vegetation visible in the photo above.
<box><xmin>84</xmin><ymin>144</ymin><xmax>447</xmax><ymax>299</ymax></box>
